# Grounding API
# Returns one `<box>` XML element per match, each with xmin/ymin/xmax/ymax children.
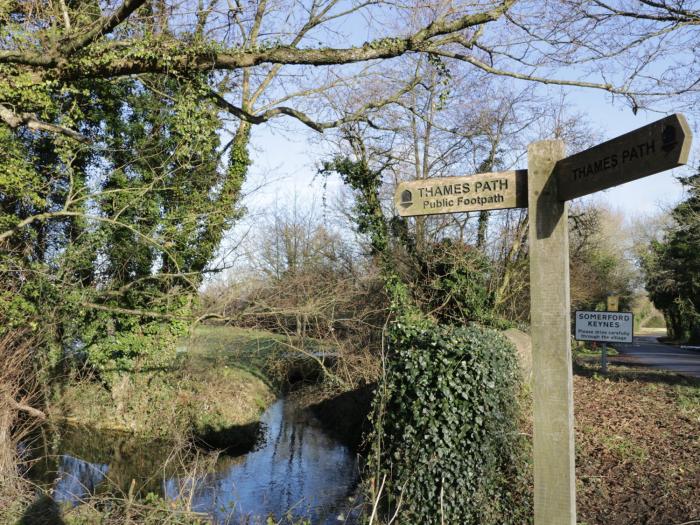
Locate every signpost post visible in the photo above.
<box><xmin>393</xmin><ymin>113</ymin><xmax>692</xmax><ymax>525</ymax></box>
<box><xmin>528</xmin><ymin>140</ymin><xmax>576</xmax><ymax>524</ymax></box>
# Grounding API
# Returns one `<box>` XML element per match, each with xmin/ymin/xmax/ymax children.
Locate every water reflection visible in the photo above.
<box><xmin>53</xmin><ymin>456</ymin><xmax>108</xmax><ymax>505</ymax></box>
<box><xmin>167</xmin><ymin>400</ymin><xmax>360</xmax><ymax>524</ymax></box>
<box><xmin>31</xmin><ymin>399</ymin><xmax>360</xmax><ymax>524</ymax></box>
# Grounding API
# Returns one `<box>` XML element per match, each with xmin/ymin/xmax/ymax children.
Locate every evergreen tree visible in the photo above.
<box><xmin>642</xmin><ymin>174</ymin><xmax>700</xmax><ymax>342</ymax></box>
<box><xmin>0</xmin><ymin>74</ymin><xmax>248</xmax><ymax>383</ymax></box>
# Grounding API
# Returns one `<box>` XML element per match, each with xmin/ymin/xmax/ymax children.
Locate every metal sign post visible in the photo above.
<box><xmin>393</xmin><ymin>114</ymin><xmax>691</xmax><ymax>525</ymax></box>
<box><xmin>601</xmin><ymin>343</ymin><xmax>608</xmax><ymax>374</ymax></box>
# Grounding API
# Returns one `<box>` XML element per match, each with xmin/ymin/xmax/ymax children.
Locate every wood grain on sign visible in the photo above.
<box><xmin>395</xmin><ymin>170</ymin><xmax>527</xmax><ymax>217</ymax></box>
<box><xmin>555</xmin><ymin>113</ymin><xmax>692</xmax><ymax>201</ymax></box>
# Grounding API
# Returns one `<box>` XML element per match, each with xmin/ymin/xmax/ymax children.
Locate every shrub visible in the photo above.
<box><xmin>409</xmin><ymin>239</ymin><xmax>495</xmax><ymax>325</ymax></box>
<box><xmin>369</xmin><ymin>321</ymin><xmax>531</xmax><ymax>524</ymax></box>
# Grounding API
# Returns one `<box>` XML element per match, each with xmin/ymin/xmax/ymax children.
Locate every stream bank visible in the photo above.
<box><xmin>47</xmin><ymin>327</ymin><xmax>291</xmax><ymax>441</ymax></box>
<box><xmin>27</xmin><ymin>397</ymin><xmax>363</xmax><ymax>525</ymax></box>
<box><xmin>21</xmin><ymin>326</ymin><xmax>367</xmax><ymax>524</ymax></box>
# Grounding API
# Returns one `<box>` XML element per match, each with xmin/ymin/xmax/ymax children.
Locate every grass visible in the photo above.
<box><xmin>635</xmin><ymin>326</ymin><xmax>667</xmax><ymax>336</ymax></box>
<box><xmin>53</xmin><ymin>364</ymin><xmax>275</xmax><ymax>438</ymax></box>
<box><xmin>674</xmin><ymin>382</ymin><xmax>700</xmax><ymax>422</ymax></box>
<box><xmin>50</xmin><ymin>325</ymin><xmax>335</xmax><ymax>439</ymax></box>
<box><xmin>183</xmin><ymin>325</ymin><xmax>288</xmax><ymax>370</ymax></box>
<box><xmin>183</xmin><ymin>325</ymin><xmax>333</xmax><ymax>386</ymax></box>
<box><xmin>50</xmin><ymin>326</ymin><xmax>289</xmax><ymax>438</ymax></box>
<box><xmin>573</xmin><ymin>342</ymin><xmax>619</xmax><ymax>357</ymax></box>
<box><xmin>599</xmin><ymin>434</ymin><xmax>648</xmax><ymax>462</ymax></box>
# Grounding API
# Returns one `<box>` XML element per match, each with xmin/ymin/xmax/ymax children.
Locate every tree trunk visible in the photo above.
<box><xmin>476</xmin><ymin>211</ymin><xmax>489</xmax><ymax>249</ymax></box>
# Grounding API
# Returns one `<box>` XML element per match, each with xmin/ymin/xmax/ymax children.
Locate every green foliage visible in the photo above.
<box><xmin>411</xmin><ymin>239</ymin><xmax>497</xmax><ymax>325</ymax></box>
<box><xmin>324</xmin><ymin>154</ymin><xmax>528</xmax><ymax>522</ymax></box>
<box><xmin>0</xmin><ymin>291</ymin><xmax>37</xmax><ymax>334</ymax></box>
<box><xmin>0</xmin><ymin>0</ymin><xmax>250</xmax><ymax>384</ymax></box>
<box><xmin>426</xmin><ymin>54</ymin><xmax>452</xmax><ymax>110</ymax></box>
<box><xmin>642</xmin><ymin>174</ymin><xmax>700</xmax><ymax>342</ymax></box>
<box><xmin>0</xmin><ymin>126</ymin><xmax>45</xmax><ymax>231</ymax></box>
<box><xmin>568</xmin><ymin>206</ymin><xmax>636</xmax><ymax>312</ymax></box>
<box><xmin>83</xmin><ymin>319</ymin><xmax>184</xmax><ymax>380</ymax></box>
<box><xmin>370</xmin><ymin>321</ymin><xmax>530</xmax><ymax>524</ymax></box>
<box><xmin>0</xmin><ymin>71</ymin><xmax>250</xmax><ymax>381</ymax></box>
<box><xmin>321</xmin><ymin>157</ymin><xmax>499</xmax><ymax>325</ymax></box>
<box><xmin>320</xmin><ymin>157</ymin><xmax>388</xmax><ymax>256</ymax></box>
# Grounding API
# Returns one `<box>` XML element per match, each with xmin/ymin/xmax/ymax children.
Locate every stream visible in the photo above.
<box><xmin>28</xmin><ymin>399</ymin><xmax>362</xmax><ymax>524</ymax></box>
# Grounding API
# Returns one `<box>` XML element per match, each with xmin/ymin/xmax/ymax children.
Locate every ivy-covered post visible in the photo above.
<box><xmin>527</xmin><ymin>140</ymin><xmax>576</xmax><ymax>524</ymax></box>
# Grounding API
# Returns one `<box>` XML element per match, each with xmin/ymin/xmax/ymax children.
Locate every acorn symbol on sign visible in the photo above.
<box><xmin>661</xmin><ymin>125</ymin><xmax>677</xmax><ymax>153</ymax></box>
<box><xmin>400</xmin><ymin>189</ymin><xmax>413</xmax><ymax>207</ymax></box>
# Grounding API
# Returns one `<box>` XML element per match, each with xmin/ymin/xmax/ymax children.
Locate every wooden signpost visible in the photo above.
<box><xmin>555</xmin><ymin>113</ymin><xmax>691</xmax><ymax>200</ymax></box>
<box><xmin>395</xmin><ymin>170</ymin><xmax>527</xmax><ymax>216</ymax></box>
<box><xmin>394</xmin><ymin>113</ymin><xmax>692</xmax><ymax>525</ymax></box>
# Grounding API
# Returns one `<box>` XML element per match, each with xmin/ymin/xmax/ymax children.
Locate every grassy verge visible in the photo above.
<box><xmin>185</xmin><ymin>325</ymin><xmax>337</xmax><ymax>387</ymax></box>
<box><xmin>49</xmin><ymin>326</ymin><xmax>290</xmax><ymax>441</ymax></box>
<box><xmin>635</xmin><ymin>326</ymin><xmax>667</xmax><ymax>337</ymax></box>
<box><xmin>574</xmin><ymin>342</ymin><xmax>620</xmax><ymax>358</ymax></box>
<box><xmin>183</xmin><ymin>325</ymin><xmax>289</xmax><ymax>374</ymax></box>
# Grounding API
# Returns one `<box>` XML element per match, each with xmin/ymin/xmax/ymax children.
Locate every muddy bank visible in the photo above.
<box><xmin>308</xmin><ymin>383</ymin><xmax>376</xmax><ymax>453</ymax></box>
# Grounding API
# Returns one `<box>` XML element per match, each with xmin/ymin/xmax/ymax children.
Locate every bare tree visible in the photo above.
<box><xmin>2</xmin><ymin>0</ymin><xmax>697</xmax><ymax>144</ymax></box>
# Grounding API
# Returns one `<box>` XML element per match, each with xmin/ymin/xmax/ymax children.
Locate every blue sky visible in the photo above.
<box><xmin>209</xmin><ymin>3</ymin><xmax>699</xmax><ymax>280</ymax></box>
<box><xmin>242</xmin><ymin>84</ymin><xmax>696</xmax><ymax>221</ymax></box>
<box><xmin>231</xmin><ymin>1</ymin><xmax>699</xmax><ymax>224</ymax></box>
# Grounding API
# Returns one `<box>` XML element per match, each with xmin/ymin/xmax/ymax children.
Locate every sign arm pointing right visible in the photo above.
<box><xmin>554</xmin><ymin>113</ymin><xmax>692</xmax><ymax>201</ymax></box>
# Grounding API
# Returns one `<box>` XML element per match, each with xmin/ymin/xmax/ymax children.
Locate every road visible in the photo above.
<box><xmin>615</xmin><ymin>335</ymin><xmax>700</xmax><ymax>378</ymax></box>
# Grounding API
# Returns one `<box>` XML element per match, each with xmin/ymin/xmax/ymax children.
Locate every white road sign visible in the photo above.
<box><xmin>574</xmin><ymin>311</ymin><xmax>634</xmax><ymax>344</ymax></box>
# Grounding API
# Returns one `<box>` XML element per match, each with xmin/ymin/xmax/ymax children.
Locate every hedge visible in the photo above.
<box><xmin>369</xmin><ymin>321</ymin><xmax>531</xmax><ymax>524</ymax></box>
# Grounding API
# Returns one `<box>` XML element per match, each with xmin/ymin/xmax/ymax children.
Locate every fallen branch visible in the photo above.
<box><xmin>5</xmin><ymin>394</ymin><xmax>47</xmax><ymax>420</ymax></box>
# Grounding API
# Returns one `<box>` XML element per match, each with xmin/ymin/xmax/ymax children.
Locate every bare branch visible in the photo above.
<box><xmin>1</xmin><ymin>0</ymin><xmax>516</xmax><ymax>78</ymax></box>
<box><xmin>426</xmin><ymin>48</ymin><xmax>647</xmax><ymax>97</ymax></box>
<box><xmin>591</xmin><ymin>0</ymin><xmax>699</xmax><ymax>23</ymax></box>
<box><xmin>60</xmin><ymin>0</ymin><xmax>148</xmax><ymax>55</ymax></box>
<box><xmin>211</xmin><ymin>77</ymin><xmax>419</xmax><ymax>132</ymax></box>
<box><xmin>0</xmin><ymin>104</ymin><xmax>90</xmax><ymax>143</ymax></box>
<box><xmin>5</xmin><ymin>394</ymin><xmax>46</xmax><ymax>420</ymax></box>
